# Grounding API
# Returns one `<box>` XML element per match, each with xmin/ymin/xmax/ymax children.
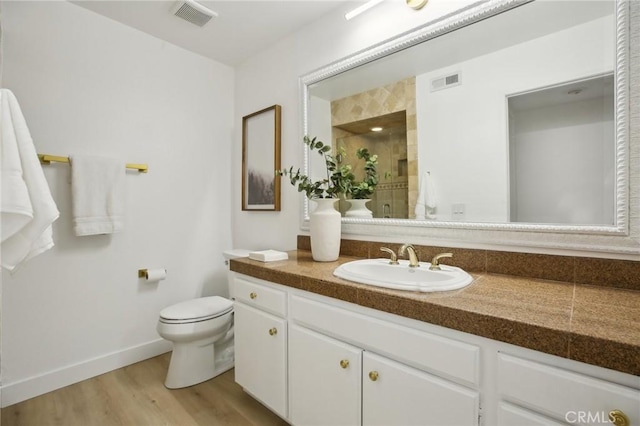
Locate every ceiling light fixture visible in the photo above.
<box><xmin>345</xmin><ymin>0</ymin><xmax>385</xmax><ymax>21</ymax></box>
<box><xmin>371</xmin><ymin>127</ymin><xmax>383</xmax><ymax>132</ymax></box>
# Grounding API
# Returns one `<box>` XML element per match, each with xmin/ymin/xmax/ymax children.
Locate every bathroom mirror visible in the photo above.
<box><xmin>301</xmin><ymin>0</ymin><xmax>639</xmax><ymax>254</ymax></box>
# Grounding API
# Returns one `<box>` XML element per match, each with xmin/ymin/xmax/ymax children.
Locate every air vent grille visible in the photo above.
<box><xmin>431</xmin><ymin>72</ymin><xmax>462</xmax><ymax>92</ymax></box>
<box><xmin>172</xmin><ymin>0</ymin><xmax>217</xmax><ymax>27</ymax></box>
<box><xmin>445</xmin><ymin>74</ymin><xmax>459</xmax><ymax>85</ymax></box>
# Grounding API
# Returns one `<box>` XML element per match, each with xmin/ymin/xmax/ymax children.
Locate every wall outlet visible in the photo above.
<box><xmin>452</xmin><ymin>203</ymin><xmax>466</xmax><ymax>221</ymax></box>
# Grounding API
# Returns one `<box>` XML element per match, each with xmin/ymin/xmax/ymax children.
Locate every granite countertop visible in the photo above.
<box><xmin>230</xmin><ymin>250</ymin><xmax>640</xmax><ymax>377</ymax></box>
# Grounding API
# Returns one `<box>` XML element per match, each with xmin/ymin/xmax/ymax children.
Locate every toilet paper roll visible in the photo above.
<box><xmin>144</xmin><ymin>268</ymin><xmax>167</xmax><ymax>282</ymax></box>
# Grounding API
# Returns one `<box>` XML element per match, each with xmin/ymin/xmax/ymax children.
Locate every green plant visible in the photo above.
<box><xmin>277</xmin><ymin>136</ymin><xmax>352</xmax><ymax>199</ymax></box>
<box><xmin>348</xmin><ymin>148</ymin><xmax>379</xmax><ymax>199</ymax></box>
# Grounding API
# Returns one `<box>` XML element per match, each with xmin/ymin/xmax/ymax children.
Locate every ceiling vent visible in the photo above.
<box><xmin>171</xmin><ymin>0</ymin><xmax>217</xmax><ymax>27</ymax></box>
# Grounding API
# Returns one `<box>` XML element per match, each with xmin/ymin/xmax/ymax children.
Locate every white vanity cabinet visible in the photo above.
<box><xmin>497</xmin><ymin>353</ymin><xmax>640</xmax><ymax>426</ymax></box>
<box><xmin>288</xmin><ymin>324</ymin><xmax>479</xmax><ymax>426</ymax></box>
<box><xmin>231</xmin><ymin>273</ymin><xmax>640</xmax><ymax>426</ymax></box>
<box><xmin>289</xmin><ymin>325</ymin><xmax>362</xmax><ymax>425</ymax></box>
<box><xmin>288</xmin><ymin>293</ymin><xmax>480</xmax><ymax>426</ymax></box>
<box><xmin>362</xmin><ymin>352</ymin><xmax>479</xmax><ymax>426</ymax></box>
<box><xmin>233</xmin><ymin>276</ymin><xmax>288</xmax><ymax>419</ymax></box>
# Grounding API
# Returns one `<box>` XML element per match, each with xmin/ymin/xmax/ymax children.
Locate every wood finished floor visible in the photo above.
<box><xmin>1</xmin><ymin>353</ymin><xmax>289</xmax><ymax>426</ymax></box>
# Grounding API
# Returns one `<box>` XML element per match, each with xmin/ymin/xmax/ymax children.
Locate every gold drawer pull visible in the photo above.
<box><xmin>250</xmin><ymin>292</ymin><xmax>257</xmax><ymax>299</ymax></box>
<box><xmin>340</xmin><ymin>359</ymin><xmax>349</xmax><ymax>369</ymax></box>
<box><xmin>268</xmin><ymin>327</ymin><xmax>278</xmax><ymax>336</ymax></box>
<box><xmin>369</xmin><ymin>371</ymin><xmax>379</xmax><ymax>381</ymax></box>
<box><xmin>609</xmin><ymin>410</ymin><xmax>629</xmax><ymax>426</ymax></box>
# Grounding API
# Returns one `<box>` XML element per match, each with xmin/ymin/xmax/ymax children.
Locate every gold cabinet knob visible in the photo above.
<box><xmin>340</xmin><ymin>359</ymin><xmax>349</xmax><ymax>369</ymax></box>
<box><xmin>250</xmin><ymin>292</ymin><xmax>257</xmax><ymax>299</ymax></box>
<box><xmin>369</xmin><ymin>371</ymin><xmax>379</xmax><ymax>381</ymax></box>
<box><xmin>609</xmin><ymin>410</ymin><xmax>629</xmax><ymax>426</ymax></box>
<box><xmin>268</xmin><ymin>327</ymin><xmax>278</xmax><ymax>336</ymax></box>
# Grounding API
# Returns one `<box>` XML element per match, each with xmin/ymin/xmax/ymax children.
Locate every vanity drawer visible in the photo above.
<box><xmin>498</xmin><ymin>353</ymin><xmax>640</xmax><ymax>424</ymax></box>
<box><xmin>290</xmin><ymin>294</ymin><xmax>479</xmax><ymax>387</ymax></box>
<box><xmin>498</xmin><ymin>402</ymin><xmax>565</xmax><ymax>426</ymax></box>
<box><xmin>234</xmin><ymin>276</ymin><xmax>287</xmax><ymax>317</ymax></box>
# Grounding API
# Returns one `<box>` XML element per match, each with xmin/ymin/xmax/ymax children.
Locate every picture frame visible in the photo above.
<box><xmin>242</xmin><ymin>104</ymin><xmax>282</xmax><ymax>211</ymax></box>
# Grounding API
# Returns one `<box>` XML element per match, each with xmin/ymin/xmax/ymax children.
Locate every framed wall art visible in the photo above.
<box><xmin>242</xmin><ymin>104</ymin><xmax>281</xmax><ymax>211</ymax></box>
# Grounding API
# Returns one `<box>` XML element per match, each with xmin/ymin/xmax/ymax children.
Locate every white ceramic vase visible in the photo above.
<box><xmin>309</xmin><ymin>198</ymin><xmax>341</xmax><ymax>262</ymax></box>
<box><xmin>345</xmin><ymin>199</ymin><xmax>373</xmax><ymax>218</ymax></box>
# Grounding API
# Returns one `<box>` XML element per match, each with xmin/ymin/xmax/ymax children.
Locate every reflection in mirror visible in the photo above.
<box><xmin>335</xmin><ymin>112</ymin><xmax>409</xmax><ymax>219</ymax></box>
<box><xmin>508</xmin><ymin>74</ymin><xmax>615</xmax><ymax>225</ymax></box>
<box><xmin>311</xmin><ymin>77</ymin><xmax>417</xmax><ymax>219</ymax></box>
<box><xmin>305</xmin><ymin>0</ymin><xmax>620</xmax><ymax>228</ymax></box>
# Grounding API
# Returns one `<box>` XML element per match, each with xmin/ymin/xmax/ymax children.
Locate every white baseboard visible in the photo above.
<box><xmin>0</xmin><ymin>339</ymin><xmax>173</xmax><ymax>407</ymax></box>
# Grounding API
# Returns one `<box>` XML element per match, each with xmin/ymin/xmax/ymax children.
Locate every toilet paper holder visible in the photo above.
<box><xmin>138</xmin><ymin>268</ymin><xmax>167</xmax><ymax>280</ymax></box>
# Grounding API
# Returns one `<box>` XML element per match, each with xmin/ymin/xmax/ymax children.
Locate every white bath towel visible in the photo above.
<box><xmin>70</xmin><ymin>155</ymin><xmax>124</xmax><ymax>236</ymax></box>
<box><xmin>414</xmin><ymin>172</ymin><xmax>437</xmax><ymax>220</ymax></box>
<box><xmin>1</xmin><ymin>90</ymin><xmax>33</xmax><ymax>241</ymax></box>
<box><xmin>1</xmin><ymin>89</ymin><xmax>60</xmax><ymax>272</ymax></box>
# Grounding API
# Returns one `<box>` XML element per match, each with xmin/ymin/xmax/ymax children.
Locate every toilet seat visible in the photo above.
<box><xmin>159</xmin><ymin>296</ymin><xmax>233</xmax><ymax>324</ymax></box>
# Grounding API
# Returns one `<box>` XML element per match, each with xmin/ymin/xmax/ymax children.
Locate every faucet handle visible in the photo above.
<box><xmin>429</xmin><ymin>252</ymin><xmax>453</xmax><ymax>271</ymax></box>
<box><xmin>380</xmin><ymin>247</ymin><xmax>399</xmax><ymax>265</ymax></box>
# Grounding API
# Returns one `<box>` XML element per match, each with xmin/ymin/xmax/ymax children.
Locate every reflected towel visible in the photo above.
<box><xmin>70</xmin><ymin>155</ymin><xmax>124</xmax><ymax>236</ymax></box>
<box><xmin>414</xmin><ymin>172</ymin><xmax>437</xmax><ymax>220</ymax></box>
<box><xmin>1</xmin><ymin>89</ymin><xmax>60</xmax><ymax>272</ymax></box>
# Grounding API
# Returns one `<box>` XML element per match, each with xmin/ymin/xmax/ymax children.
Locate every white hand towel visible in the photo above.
<box><xmin>1</xmin><ymin>89</ymin><xmax>60</xmax><ymax>272</ymax></box>
<box><xmin>414</xmin><ymin>172</ymin><xmax>437</xmax><ymax>220</ymax></box>
<box><xmin>70</xmin><ymin>155</ymin><xmax>124</xmax><ymax>236</ymax></box>
<box><xmin>249</xmin><ymin>250</ymin><xmax>289</xmax><ymax>262</ymax></box>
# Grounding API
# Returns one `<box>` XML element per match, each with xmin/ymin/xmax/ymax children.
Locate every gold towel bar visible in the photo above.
<box><xmin>38</xmin><ymin>154</ymin><xmax>148</xmax><ymax>173</ymax></box>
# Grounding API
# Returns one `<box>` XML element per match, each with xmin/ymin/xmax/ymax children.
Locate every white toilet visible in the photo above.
<box><xmin>157</xmin><ymin>249</ymin><xmax>250</xmax><ymax>389</ymax></box>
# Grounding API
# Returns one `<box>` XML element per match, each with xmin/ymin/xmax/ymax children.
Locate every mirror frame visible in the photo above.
<box><xmin>300</xmin><ymin>0</ymin><xmax>639</xmax><ymax>255</ymax></box>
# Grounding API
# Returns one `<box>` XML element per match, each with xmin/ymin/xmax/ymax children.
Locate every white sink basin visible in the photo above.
<box><xmin>333</xmin><ymin>259</ymin><xmax>473</xmax><ymax>292</ymax></box>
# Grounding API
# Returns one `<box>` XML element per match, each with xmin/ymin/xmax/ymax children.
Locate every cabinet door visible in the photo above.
<box><xmin>363</xmin><ymin>352</ymin><xmax>479</xmax><ymax>426</ymax></box>
<box><xmin>234</xmin><ymin>302</ymin><xmax>287</xmax><ymax>418</ymax></box>
<box><xmin>289</xmin><ymin>325</ymin><xmax>362</xmax><ymax>426</ymax></box>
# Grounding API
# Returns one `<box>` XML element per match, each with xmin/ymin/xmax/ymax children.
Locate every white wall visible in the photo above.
<box><xmin>1</xmin><ymin>1</ymin><xmax>233</xmax><ymax>405</ymax></box>
<box><xmin>415</xmin><ymin>15</ymin><xmax>614</xmax><ymax>222</ymax></box>
<box><xmin>232</xmin><ymin>0</ymin><xmax>478</xmax><ymax>250</ymax></box>
<box><xmin>512</xmin><ymin>96</ymin><xmax>615</xmax><ymax>225</ymax></box>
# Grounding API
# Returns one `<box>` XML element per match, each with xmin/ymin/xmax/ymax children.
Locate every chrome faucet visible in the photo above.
<box><xmin>380</xmin><ymin>247</ymin><xmax>399</xmax><ymax>265</ymax></box>
<box><xmin>429</xmin><ymin>252</ymin><xmax>453</xmax><ymax>271</ymax></box>
<box><xmin>399</xmin><ymin>244</ymin><xmax>420</xmax><ymax>267</ymax></box>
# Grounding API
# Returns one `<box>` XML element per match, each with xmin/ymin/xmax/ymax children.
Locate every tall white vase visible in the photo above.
<box><xmin>345</xmin><ymin>199</ymin><xmax>373</xmax><ymax>218</ymax></box>
<box><xmin>309</xmin><ymin>198</ymin><xmax>341</xmax><ymax>262</ymax></box>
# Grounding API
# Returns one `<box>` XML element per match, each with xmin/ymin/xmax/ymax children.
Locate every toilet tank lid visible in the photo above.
<box><xmin>223</xmin><ymin>249</ymin><xmax>251</xmax><ymax>260</ymax></box>
<box><xmin>160</xmin><ymin>296</ymin><xmax>233</xmax><ymax>321</ymax></box>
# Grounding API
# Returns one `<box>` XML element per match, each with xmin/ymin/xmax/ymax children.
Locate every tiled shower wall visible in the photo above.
<box><xmin>336</xmin><ymin>132</ymin><xmax>409</xmax><ymax>218</ymax></box>
<box><xmin>331</xmin><ymin>77</ymin><xmax>418</xmax><ymax>218</ymax></box>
